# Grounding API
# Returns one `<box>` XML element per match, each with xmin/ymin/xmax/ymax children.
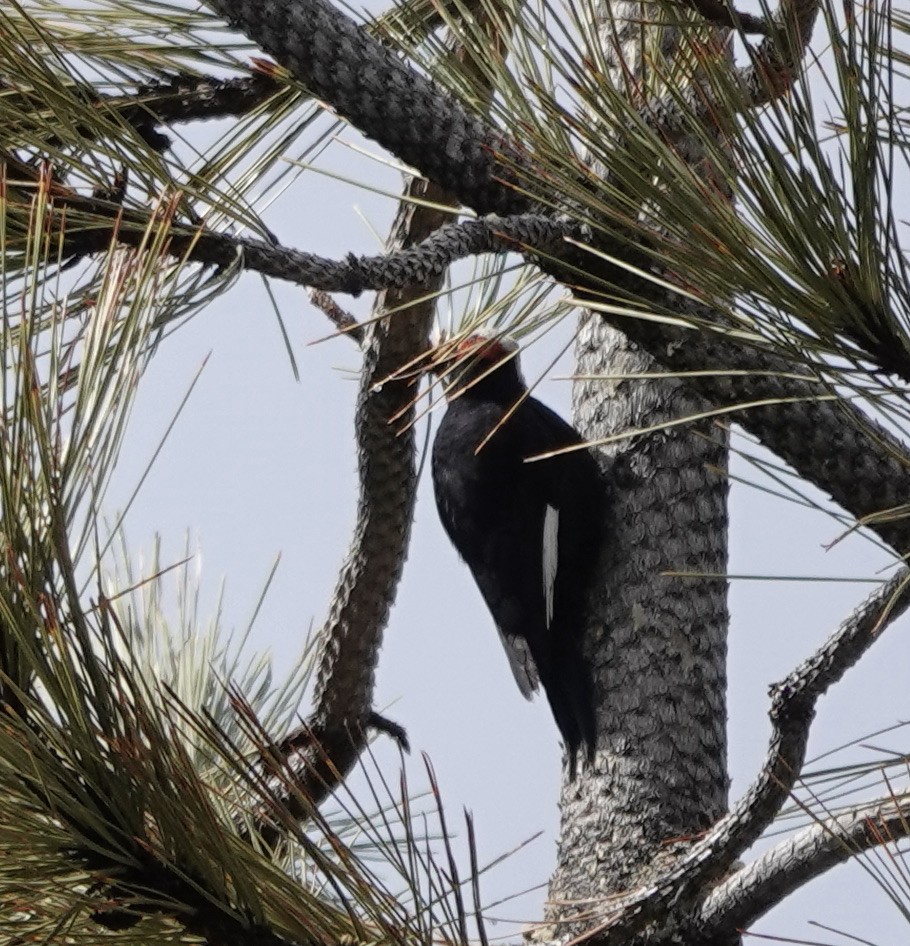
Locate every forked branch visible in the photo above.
<box><xmin>698</xmin><ymin>794</ymin><xmax>910</xmax><ymax>936</ymax></box>
<box><xmin>644</xmin><ymin>0</ymin><xmax>820</xmax><ymax>134</ymax></box>
<box><xmin>584</xmin><ymin>567</ymin><xmax>910</xmax><ymax>944</ymax></box>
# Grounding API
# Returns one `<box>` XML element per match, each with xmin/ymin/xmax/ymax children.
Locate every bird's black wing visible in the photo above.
<box><xmin>450</xmin><ymin>472</ymin><xmax>552</xmax><ymax>699</ymax></box>
<box><xmin>504</xmin><ymin>398</ymin><xmax>604</xmax><ymax>768</ymax></box>
<box><xmin>432</xmin><ymin>402</ymin><xmax>548</xmax><ymax>699</ymax></box>
<box><xmin>432</xmin><ymin>393</ymin><xmax>603</xmax><ymax>772</ymax></box>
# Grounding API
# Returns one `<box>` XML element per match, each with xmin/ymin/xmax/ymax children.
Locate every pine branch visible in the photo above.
<box><xmin>203</xmin><ymin>0</ymin><xmax>815</xmax><ymax>223</ymax></box>
<box><xmin>247</xmin><ymin>178</ymin><xmax>452</xmax><ymax>835</ymax></box>
<box><xmin>41</xmin><ymin>197</ymin><xmax>582</xmax><ymax>291</ymax></box>
<box><xmin>1</xmin><ymin>72</ymin><xmax>284</xmax><ymax>154</ymax></box>
<box><xmin>583</xmin><ymin>567</ymin><xmax>910</xmax><ymax>944</ymax></box>
<box><xmin>633</xmin><ymin>315</ymin><xmax>910</xmax><ymax>557</ymax></box>
<box><xmin>204</xmin><ymin>0</ymin><xmax>530</xmax><ymax>216</ymax></box>
<box><xmin>189</xmin><ymin>4</ymin><xmax>910</xmax><ymax>568</ymax></box>
<box><xmin>22</xmin><ymin>162</ymin><xmax>910</xmax><ymax>566</ymax></box>
<box><xmin>120</xmin><ymin>71</ymin><xmax>286</xmax><ymax>128</ymax></box>
<box><xmin>14</xmin><ymin>146</ymin><xmax>910</xmax><ymax>569</ymax></box>
<box><xmin>13</xmin><ymin>0</ymin><xmax>908</xmax><ymax>597</ymax></box>
<box><xmin>242</xmin><ymin>17</ymin><xmax>509</xmax><ymax>836</ymax></box>
<box><xmin>7</xmin><ymin>721</ymin><xmax>331</xmax><ymax>945</ymax></box>
<box><xmin>697</xmin><ymin>794</ymin><xmax>910</xmax><ymax>936</ymax></box>
<box><xmin>3</xmin><ymin>155</ymin><xmax>574</xmax><ymax>289</ymax></box>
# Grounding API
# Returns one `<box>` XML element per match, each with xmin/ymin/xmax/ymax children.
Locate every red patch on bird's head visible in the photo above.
<box><xmin>455</xmin><ymin>334</ymin><xmax>517</xmax><ymax>363</ymax></box>
<box><xmin>427</xmin><ymin>332</ymin><xmax>517</xmax><ymax>373</ymax></box>
<box><xmin>425</xmin><ymin>332</ymin><xmax>522</xmax><ymax>402</ymax></box>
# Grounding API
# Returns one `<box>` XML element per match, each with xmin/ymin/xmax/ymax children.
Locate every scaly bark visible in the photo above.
<box><xmin>260</xmin><ymin>179</ymin><xmax>451</xmax><ymax>818</ymax></box>
<box><xmin>548</xmin><ymin>0</ymin><xmax>732</xmax><ymax>930</ymax></box>
<box><xmin>547</xmin><ymin>317</ymin><xmax>730</xmax><ymax>925</ymax></box>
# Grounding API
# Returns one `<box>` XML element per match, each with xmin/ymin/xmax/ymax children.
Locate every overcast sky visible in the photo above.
<box><xmin>97</xmin><ymin>8</ymin><xmax>910</xmax><ymax>942</ymax></box>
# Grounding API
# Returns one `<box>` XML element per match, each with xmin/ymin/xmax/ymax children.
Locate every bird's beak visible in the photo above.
<box><xmin>425</xmin><ymin>346</ymin><xmax>462</xmax><ymax>401</ymax></box>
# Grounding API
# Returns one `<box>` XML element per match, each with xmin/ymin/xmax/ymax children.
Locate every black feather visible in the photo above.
<box><xmin>431</xmin><ymin>343</ymin><xmax>602</xmax><ymax>776</ymax></box>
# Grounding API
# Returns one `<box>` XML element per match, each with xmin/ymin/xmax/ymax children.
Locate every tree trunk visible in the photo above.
<box><xmin>543</xmin><ymin>0</ymin><xmax>734</xmax><ymax>919</ymax></box>
<box><xmin>547</xmin><ymin>316</ymin><xmax>730</xmax><ymax>921</ymax></box>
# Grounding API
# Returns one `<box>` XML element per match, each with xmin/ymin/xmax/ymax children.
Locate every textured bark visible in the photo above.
<box><xmin>697</xmin><ymin>795</ymin><xmax>910</xmax><ymax>936</ymax></box>
<box><xmin>310</xmin><ymin>184</ymin><xmax>448</xmax><ymax>727</ymax></box>
<box><xmin>546</xmin><ymin>0</ymin><xmax>733</xmax><ymax>928</ymax></box>
<box><xmin>546</xmin><ymin>317</ymin><xmax>730</xmax><ymax>921</ymax></box>
<box><xmin>273</xmin><ymin>18</ymin><xmax>509</xmax><ymax>809</ymax></box>
<box><xmin>31</xmin><ymin>0</ymin><xmax>908</xmax><ymax>567</ymax></box>
<box><xmin>44</xmin><ymin>173</ymin><xmax>910</xmax><ymax>559</ymax></box>
<box><xmin>194</xmin><ymin>2</ymin><xmax>910</xmax><ymax>565</ymax></box>
<box><xmin>261</xmin><ymin>179</ymin><xmax>451</xmax><ymax>815</ymax></box>
<box><xmin>551</xmin><ymin>567</ymin><xmax>910</xmax><ymax>944</ymax></box>
<box><xmin>304</xmin><ymin>19</ymin><xmax>507</xmax><ymax>792</ymax></box>
<box><xmin>612</xmin><ymin>311</ymin><xmax>910</xmax><ymax>557</ymax></box>
<box><xmin>188</xmin><ymin>0</ymin><xmax>901</xmax><ymax>934</ymax></box>
<box><xmin>205</xmin><ymin>0</ymin><xmax>528</xmax><ymax>215</ymax></box>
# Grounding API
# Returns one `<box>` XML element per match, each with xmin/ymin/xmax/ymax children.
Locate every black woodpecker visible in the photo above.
<box><xmin>430</xmin><ymin>334</ymin><xmax>603</xmax><ymax>776</ymax></box>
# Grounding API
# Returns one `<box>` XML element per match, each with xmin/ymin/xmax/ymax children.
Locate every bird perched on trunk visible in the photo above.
<box><xmin>430</xmin><ymin>333</ymin><xmax>603</xmax><ymax>777</ymax></box>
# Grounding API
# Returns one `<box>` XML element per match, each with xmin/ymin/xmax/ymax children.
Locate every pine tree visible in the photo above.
<box><xmin>1</xmin><ymin>1</ymin><xmax>908</xmax><ymax>943</ymax></box>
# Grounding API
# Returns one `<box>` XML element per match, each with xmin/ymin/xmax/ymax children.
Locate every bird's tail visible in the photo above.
<box><xmin>541</xmin><ymin>640</ymin><xmax>596</xmax><ymax>780</ymax></box>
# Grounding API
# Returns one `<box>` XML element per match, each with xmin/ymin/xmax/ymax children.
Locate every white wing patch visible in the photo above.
<box><xmin>543</xmin><ymin>503</ymin><xmax>559</xmax><ymax>627</ymax></box>
<box><xmin>497</xmin><ymin>628</ymin><xmax>539</xmax><ymax>699</ymax></box>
